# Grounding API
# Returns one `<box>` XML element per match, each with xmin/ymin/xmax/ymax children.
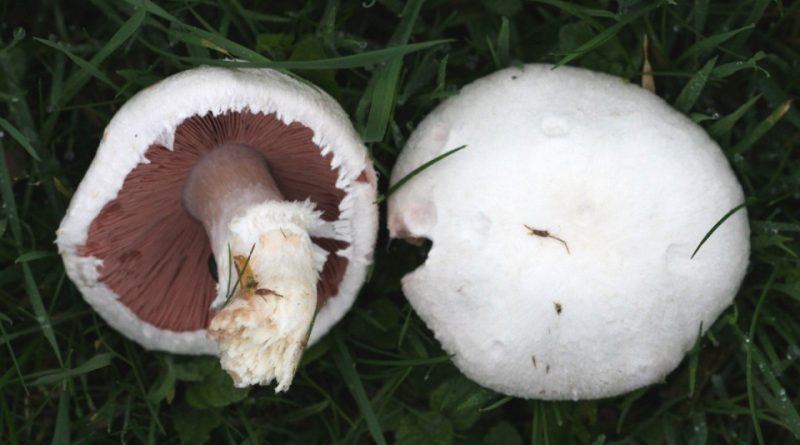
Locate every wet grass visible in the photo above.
<box><xmin>1</xmin><ymin>0</ymin><xmax>799</xmax><ymax>444</ymax></box>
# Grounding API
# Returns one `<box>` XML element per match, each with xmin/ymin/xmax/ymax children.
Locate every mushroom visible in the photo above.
<box><xmin>57</xmin><ymin>67</ymin><xmax>378</xmax><ymax>391</ymax></box>
<box><xmin>387</xmin><ymin>64</ymin><xmax>749</xmax><ymax>400</ymax></box>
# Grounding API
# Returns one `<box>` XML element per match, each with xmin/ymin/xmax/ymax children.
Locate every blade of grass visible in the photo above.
<box><xmin>34</xmin><ymin>38</ymin><xmax>122</xmax><ymax>93</ymax></box>
<box><xmin>177</xmin><ymin>39</ymin><xmax>451</xmax><ymax>71</ymax></box>
<box><xmin>356</xmin><ymin>356</ymin><xmax>451</xmax><ymax>366</ymax></box>
<box><xmin>497</xmin><ymin>17</ymin><xmax>511</xmax><ymax>68</ymax></box>
<box><xmin>122</xmin><ymin>342</ymin><xmax>166</xmax><ymax>435</ymax></box>
<box><xmin>43</xmin><ymin>3</ymin><xmax>146</xmax><ymax>111</ymax></box>
<box><xmin>362</xmin><ymin>0</ymin><xmax>426</xmax><ymax>142</ymax></box>
<box><xmin>479</xmin><ymin>396</ymin><xmax>513</xmax><ymax>412</ymax></box>
<box><xmin>676</xmin><ymin>24</ymin><xmax>755</xmax><ymax>64</ymax></box>
<box><xmin>0</xmin><ymin>27</ymin><xmax>26</xmax><ymax>56</ymax></box>
<box><xmin>674</xmin><ymin>57</ymin><xmax>716</xmax><ymax>114</ymax></box>
<box><xmin>0</xmin><ymin>143</ymin><xmax>62</xmax><ymax>364</ymax></box>
<box><xmin>691</xmin><ymin>201</ymin><xmax>748</xmax><ymax>259</ymax></box>
<box><xmin>553</xmin><ymin>3</ymin><xmax>656</xmax><ymax>68</ymax></box>
<box><xmin>21</xmin><ymin>262</ymin><xmax>63</xmax><ymax>364</ymax></box>
<box><xmin>750</xmin><ymin>338</ymin><xmax>800</xmax><ymax>438</ymax></box>
<box><xmin>0</xmin><ymin>118</ymin><xmax>40</xmax><ymax>162</ymax></box>
<box><xmin>687</xmin><ymin>323</ymin><xmax>703</xmax><ymax>397</ymax></box>
<box><xmin>693</xmin><ymin>0</ymin><xmax>710</xmax><ymax>36</ymax></box>
<box><xmin>332</xmin><ymin>331</ymin><xmax>387</xmax><ymax>445</ymax></box>
<box><xmin>712</xmin><ymin>51</ymin><xmax>767</xmax><ymax>79</ymax></box>
<box><xmin>15</xmin><ymin>251</ymin><xmax>57</xmax><ymax>263</ymax></box>
<box><xmin>745</xmin><ymin>267</ymin><xmax>777</xmax><ymax>445</ymax></box>
<box><xmin>532</xmin><ymin>0</ymin><xmax>616</xmax><ymax>26</ymax></box>
<box><xmin>708</xmin><ymin>94</ymin><xmax>760</xmax><ymax>139</ymax></box>
<box><xmin>377</xmin><ymin>144</ymin><xmax>466</xmax><ymax>204</ymax></box>
<box><xmin>172</xmin><ymin>28</ymin><xmax>270</xmax><ymax>62</ymax></box>
<box><xmin>52</xmin><ymin>382</ymin><xmax>70</xmax><ymax>445</ymax></box>
<box><xmin>731</xmin><ymin>100</ymin><xmax>792</xmax><ymax>155</ymax></box>
<box><xmin>0</xmin><ymin>313</ymin><xmax>27</xmax><ymax>395</ymax></box>
<box><xmin>29</xmin><ymin>353</ymin><xmax>114</xmax><ymax>386</ymax></box>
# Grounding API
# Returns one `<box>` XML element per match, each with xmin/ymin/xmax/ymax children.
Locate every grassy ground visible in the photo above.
<box><xmin>1</xmin><ymin>0</ymin><xmax>799</xmax><ymax>443</ymax></box>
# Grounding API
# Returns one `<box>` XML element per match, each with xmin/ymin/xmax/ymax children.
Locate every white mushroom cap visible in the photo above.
<box><xmin>387</xmin><ymin>64</ymin><xmax>750</xmax><ymax>400</ymax></box>
<box><xmin>57</xmin><ymin>66</ymin><xmax>378</xmax><ymax>355</ymax></box>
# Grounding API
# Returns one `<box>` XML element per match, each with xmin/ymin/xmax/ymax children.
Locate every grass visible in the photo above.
<box><xmin>1</xmin><ymin>0</ymin><xmax>799</xmax><ymax>443</ymax></box>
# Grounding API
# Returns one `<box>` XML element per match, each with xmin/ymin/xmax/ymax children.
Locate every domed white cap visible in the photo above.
<box><xmin>387</xmin><ymin>64</ymin><xmax>749</xmax><ymax>400</ymax></box>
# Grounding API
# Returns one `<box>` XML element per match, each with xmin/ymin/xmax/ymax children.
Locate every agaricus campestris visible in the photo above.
<box><xmin>387</xmin><ymin>64</ymin><xmax>750</xmax><ymax>400</ymax></box>
<box><xmin>57</xmin><ymin>67</ymin><xmax>378</xmax><ymax>391</ymax></box>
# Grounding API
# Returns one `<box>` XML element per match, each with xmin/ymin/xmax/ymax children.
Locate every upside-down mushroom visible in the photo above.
<box><xmin>58</xmin><ymin>67</ymin><xmax>378</xmax><ymax>391</ymax></box>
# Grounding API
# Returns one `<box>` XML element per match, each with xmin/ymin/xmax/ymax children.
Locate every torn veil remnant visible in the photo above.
<box><xmin>57</xmin><ymin>67</ymin><xmax>378</xmax><ymax>391</ymax></box>
<box><xmin>388</xmin><ymin>64</ymin><xmax>749</xmax><ymax>400</ymax></box>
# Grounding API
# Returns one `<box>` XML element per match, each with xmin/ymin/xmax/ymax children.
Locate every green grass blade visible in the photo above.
<box><xmin>356</xmin><ymin>356</ymin><xmax>451</xmax><ymax>366</ymax></box>
<box><xmin>731</xmin><ymin>100</ymin><xmax>793</xmax><ymax>155</ymax></box>
<box><xmin>376</xmin><ymin>144</ymin><xmax>467</xmax><ymax>204</ymax></box>
<box><xmin>44</xmin><ymin>4</ymin><xmax>146</xmax><ymax>110</ymax></box>
<box><xmin>0</xmin><ymin>144</ymin><xmax>22</xmax><ymax>242</ymax></box>
<box><xmin>362</xmin><ymin>0</ymin><xmax>426</xmax><ymax>143</ymax></box>
<box><xmin>332</xmin><ymin>332</ymin><xmax>387</xmax><ymax>445</ymax></box>
<box><xmin>497</xmin><ymin>17</ymin><xmax>511</xmax><ymax>68</ymax></box>
<box><xmin>693</xmin><ymin>0</ymin><xmax>710</xmax><ymax>36</ymax></box>
<box><xmin>52</xmin><ymin>383</ymin><xmax>70</xmax><ymax>445</ymax></box>
<box><xmin>687</xmin><ymin>323</ymin><xmax>703</xmax><ymax>397</ymax></box>
<box><xmin>0</xmin><ymin>313</ymin><xmax>27</xmax><ymax>395</ymax></box>
<box><xmin>745</xmin><ymin>268</ymin><xmax>777</xmax><ymax>445</ymax></box>
<box><xmin>133</xmin><ymin>0</ymin><xmax>179</xmax><ymax>22</ymax></box>
<box><xmin>15</xmin><ymin>250</ymin><xmax>57</xmax><ymax>263</ymax></box>
<box><xmin>173</xmin><ymin>28</ymin><xmax>271</xmax><ymax>63</ymax></box>
<box><xmin>691</xmin><ymin>202</ymin><xmax>748</xmax><ymax>259</ymax></box>
<box><xmin>0</xmin><ymin>118</ymin><xmax>40</xmax><ymax>162</ymax></box>
<box><xmin>553</xmin><ymin>4</ymin><xmax>656</xmax><ymax>68</ymax></box>
<box><xmin>21</xmin><ymin>262</ymin><xmax>63</xmax><ymax>365</ymax></box>
<box><xmin>674</xmin><ymin>57</ymin><xmax>716</xmax><ymax>114</ymax></box>
<box><xmin>180</xmin><ymin>40</ymin><xmax>450</xmax><ymax>70</ymax></box>
<box><xmin>708</xmin><ymin>95</ymin><xmax>760</xmax><ymax>139</ymax></box>
<box><xmin>677</xmin><ymin>24</ymin><xmax>755</xmax><ymax>64</ymax></box>
<box><xmin>34</xmin><ymin>38</ymin><xmax>122</xmax><ymax>92</ymax></box>
<box><xmin>30</xmin><ymin>353</ymin><xmax>114</xmax><ymax>386</ymax></box>
<box><xmin>532</xmin><ymin>0</ymin><xmax>615</xmax><ymax>26</ymax></box>
<box><xmin>0</xmin><ymin>143</ymin><xmax>62</xmax><ymax>364</ymax></box>
<box><xmin>712</xmin><ymin>51</ymin><xmax>767</xmax><ymax>79</ymax></box>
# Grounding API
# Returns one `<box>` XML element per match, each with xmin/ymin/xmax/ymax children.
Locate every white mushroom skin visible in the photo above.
<box><xmin>183</xmin><ymin>144</ymin><xmax>326</xmax><ymax>390</ymax></box>
<box><xmin>388</xmin><ymin>64</ymin><xmax>750</xmax><ymax>400</ymax></box>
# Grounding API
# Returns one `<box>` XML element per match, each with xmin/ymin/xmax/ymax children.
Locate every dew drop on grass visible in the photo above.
<box><xmin>787</xmin><ymin>344</ymin><xmax>800</xmax><ymax>360</ymax></box>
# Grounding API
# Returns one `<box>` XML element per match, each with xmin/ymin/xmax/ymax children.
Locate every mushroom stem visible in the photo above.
<box><xmin>182</xmin><ymin>144</ymin><xmax>326</xmax><ymax>391</ymax></box>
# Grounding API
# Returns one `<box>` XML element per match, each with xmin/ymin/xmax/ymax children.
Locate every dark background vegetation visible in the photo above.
<box><xmin>1</xmin><ymin>0</ymin><xmax>799</xmax><ymax>443</ymax></box>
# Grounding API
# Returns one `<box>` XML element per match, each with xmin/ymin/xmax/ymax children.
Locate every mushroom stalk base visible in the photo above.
<box><xmin>181</xmin><ymin>144</ymin><xmax>326</xmax><ymax>391</ymax></box>
<box><xmin>209</xmin><ymin>201</ymin><xmax>326</xmax><ymax>391</ymax></box>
